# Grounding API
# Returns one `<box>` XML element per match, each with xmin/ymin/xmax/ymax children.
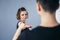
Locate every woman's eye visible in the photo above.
<box><xmin>22</xmin><ymin>14</ymin><xmax>24</xmax><ymax>16</ymax></box>
<box><xmin>25</xmin><ymin>13</ymin><xmax>28</xmax><ymax>15</ymax></box>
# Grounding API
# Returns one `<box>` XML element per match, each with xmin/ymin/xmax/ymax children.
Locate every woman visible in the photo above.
<box><xmin>12</xmin><ymin>7</ymin><xmax>31</xmax><ymax>40</ymax></box>
<box><xmin>16</xmin><ymin>7</ymin><xmax>28</xmax><ymax>29</ymax></box>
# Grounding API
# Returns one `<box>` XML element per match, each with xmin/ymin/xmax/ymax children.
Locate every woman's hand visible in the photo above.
<box><xmin>18</xmin><ymin>22</ymin><xmax>31</xmax><ymax>30</ymax></box>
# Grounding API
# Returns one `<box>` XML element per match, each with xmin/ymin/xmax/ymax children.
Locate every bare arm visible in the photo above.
<box><xmin>12</xmin><ymin>22</ymin><xmax>31</xmax><ymax>40</ymax></box>
<box><xmin>12</xmin><ymin>28</ymin><xmax>22</xmax><ymax>40</ymax></box>
<box><xmin>12</xmin><ymin>22</ymin><xmax>25</xmax><ymax>40</ymax></box>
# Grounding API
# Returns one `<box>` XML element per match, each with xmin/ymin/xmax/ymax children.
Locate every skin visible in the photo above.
<box><xmin>20</xmin><ymin>11</ymin><xmax>28</xmax><ymax>23</ymax></box>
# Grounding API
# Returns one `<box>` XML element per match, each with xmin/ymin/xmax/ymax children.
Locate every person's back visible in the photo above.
<box><xmin>30</xmin><ymin>0</ymin><xmax>60</xmax><ymax>40</ymax></box>
<box><xmin>31</xmin><ymin>25</ymin><xmax>60</xmax><ymax>40</ymax></box>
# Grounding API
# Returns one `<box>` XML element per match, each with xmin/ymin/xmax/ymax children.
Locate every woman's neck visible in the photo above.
<box><xmin>40</xmin><ymin>12</ymin><xmax>59</xmax><ymax>27</ymax></box>
<box><xmin>19</xmin><ymin>20</ymin><xmax>25</xmax><ymax>23</ymax></box>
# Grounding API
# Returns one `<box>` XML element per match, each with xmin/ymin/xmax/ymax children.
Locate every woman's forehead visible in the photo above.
<box><xmin>20</xmin><ymin>11</ymin><xmax>27</xmax><ymax>14</ymax></box>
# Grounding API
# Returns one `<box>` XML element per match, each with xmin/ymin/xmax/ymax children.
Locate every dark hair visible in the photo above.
<box><xmin>36</xmin><ymin>0</ymin><xmax>59</xmax><ymax>13</ymax></box>
<box><xmin>16</xmin><ymin>7</ymin><xmax>26</xmax><ymax>20</ymax></box>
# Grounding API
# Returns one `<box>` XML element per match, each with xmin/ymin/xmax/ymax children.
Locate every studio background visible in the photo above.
<box><xmin>0</xmin><ymin>0</ymin><xmax>60</xmax><ymax>40</ymax></box>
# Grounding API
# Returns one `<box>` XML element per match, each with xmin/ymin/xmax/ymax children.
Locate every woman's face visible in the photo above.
<box><xmin>20</xmin><ymin>11</ymin><xmax>28</xmax><ymax>21</ymax></box>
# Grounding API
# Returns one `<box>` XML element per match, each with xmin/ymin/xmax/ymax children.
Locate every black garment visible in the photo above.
<box><xmin>17</xmin><ymin>24</ymin><xmax>60</xmax><ymax>40</ymax></box>
<box><xmin>31</xmin><ymin>25</ymin><xmax>60</xmax><ymax>40</ymax></box>
<box><xmin>17</xmin><ymin>21</ymin><xmax>20</xmax><ymax>29</ymax></box>
<box><xmin>17</xmin><ymin>28</ymin><xmax>31</xmax><ymax>40</ymax></box>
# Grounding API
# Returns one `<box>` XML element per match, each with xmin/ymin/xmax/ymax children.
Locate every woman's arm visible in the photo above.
<box><xmin>12</xmin><ymin>22</ymin><xmax>31</xmax><ymax>40</ymax></box>
<box><xmin>12</xmin><ymin>22</ymin><xmax>25</xmax><ymax>40</ymax></box>
<box><xmin>12</xmin><ymin>27</ymin><xmax>22</xmax><ymax>40</ymax></box>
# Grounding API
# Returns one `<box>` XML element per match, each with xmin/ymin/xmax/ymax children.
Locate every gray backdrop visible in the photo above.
<box><xmin>0</xmin><ymin>0</ymin><xmax>60</xmax><ymax>40</ymax></box>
